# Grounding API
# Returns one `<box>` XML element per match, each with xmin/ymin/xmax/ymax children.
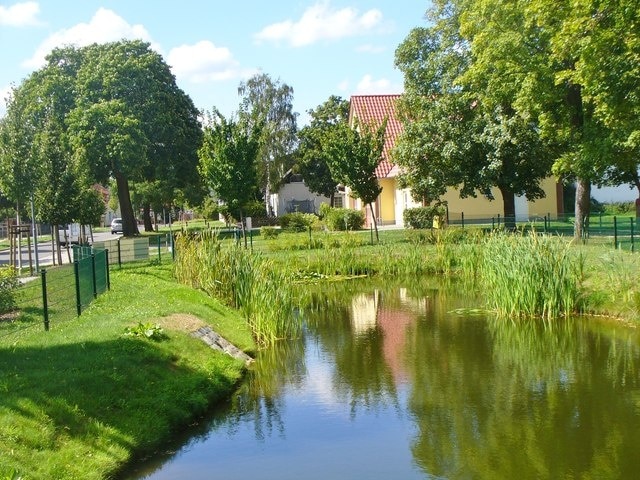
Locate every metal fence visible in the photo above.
<box><xmin>446</xmin><ymin>212</ymin><xmax>638</xmax><ymax>251</ymax></box>
<box><xmin>0</xmin><ymin>233</ymin><xmax>177</xmax><ymax>337</ymax></box>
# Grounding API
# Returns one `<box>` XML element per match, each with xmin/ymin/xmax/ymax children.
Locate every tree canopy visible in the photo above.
<box><xmin>237</xmin><ymin>73</ymin><xmax>297</xmax><ymax>215</ymax></box>
<box><xmin>1</xmin><ymin>39</ymin><xmax>202</xmax><ymax>237</ymax></box>
<box><xmin>394</xmin><ymin>1</ymin><xmax>552</xmax><ymax>225</ymax></box>
<box><xmin>198</xmin><ymin>110</ymin><xmax>261</xmax><ymax>227</ymax></box>
<box><xmin>296</xmin><ymin>95</ymin><xmax>350</xmax><ymax>202</ymax></box>
<box><xmin>326</xmin><ymin>118</ymin><xmax>386</xmax><ymax>241</ymax></box>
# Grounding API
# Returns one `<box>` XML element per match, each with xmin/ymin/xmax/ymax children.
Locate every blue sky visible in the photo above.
<box><xmin>0</xmin><ymin>0</ymin><xmax>428</xmax><ymax>124</ymax></box>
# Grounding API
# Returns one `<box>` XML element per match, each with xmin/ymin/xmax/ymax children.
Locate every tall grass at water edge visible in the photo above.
<box><xmin>478</xmin><ymin>232</ymin><xmax>585</xmax><ymax>320</ymax></box>
<box><xmin>173</xmin><ymin>232</ymin><xmax>298</xmax><ymax>345</ymax></box>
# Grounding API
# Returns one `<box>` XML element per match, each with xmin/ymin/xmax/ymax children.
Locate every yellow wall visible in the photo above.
<box><xmin>526</xmin><ymin>177</ymin><xmax>559</xmax><ymax>217</ymax></box>
<box><xmin>379</xmin><ymin>178</ymin><xmax>396</xmax><ymax>224</ymax></box>
<box><xmin>441</xmin><ymin>187</ymin><xmax>503</xmax><ymax>220</ymax></box>
<box><xmin>442</xmin><ymin>177</ymin><xmax>559</xmax><ymax>221</ymax></box>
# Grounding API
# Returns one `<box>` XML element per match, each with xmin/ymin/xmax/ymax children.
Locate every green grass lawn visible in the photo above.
<box><xmin>0</xmin><ymin>261</ymin><xmax>254</xmax><ymax>480</ymax></box>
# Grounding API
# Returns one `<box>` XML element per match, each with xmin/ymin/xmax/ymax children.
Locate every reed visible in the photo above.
<box><xmin>173</xmin><ymin>232</ymin><xmax>299</xmax><ymax>345</ymax></box>
<box><xmin>479</xmin><ymin>231</ymin><xmax>585</xmax><ymax>320</ymax></box>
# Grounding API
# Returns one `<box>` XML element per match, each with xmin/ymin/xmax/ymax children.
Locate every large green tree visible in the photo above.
<box><xmin>394</xmin><ymin>1</ymin><xmax>552</xmax><ymax>226</ymax></box>
<box><xmin>1</xmin><ymin>53</ymin><xmax>80</xmax><ymax>257</ymax></box>
<box><xmin>296</xmin><ymin>96</ymin><xmax>350</xmax><ymax>204</ymax></box>
<box><xmin>198</xmin><ymin>110</ymin><xmax>261</xmax><ymax>239</ymax></box>
<box><xmin>457</xmin><ymin>0</ymin><xmax>640</xmax><ymax>234</ymax></box>
<box><xmin>2</xmin><ymin>40</ymin><xmax>202</xmax><ymax>237</ymax></box>
<box><xmin>237</xmin><ymin>73</ymin><xmax>297</xmax><ymax>215</ymax></box>
<box><xmin>326</xmin><ymin>118</ymin><xmax>386</xmax><ymax>241</ymax></box>
<box><xmin>70</xmin><ymin>40</ymin><xmax>202</xmax><ymax>236</ymax></box>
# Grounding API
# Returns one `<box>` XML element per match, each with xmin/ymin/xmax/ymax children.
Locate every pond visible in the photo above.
<box><xmin>128</xmin><ymin>278</ymin><xmax>640</xmax><ymax>479</ymax></box>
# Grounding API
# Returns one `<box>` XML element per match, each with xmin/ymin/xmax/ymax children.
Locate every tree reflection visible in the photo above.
<box><xmin>406</xmin><ymin>311</ymin><xmax>640</xmax><ymax>478</ymax></box>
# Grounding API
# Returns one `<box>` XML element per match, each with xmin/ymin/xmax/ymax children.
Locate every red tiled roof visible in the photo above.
<box><xmin>349</xmin><ymin>94</ymin><xmax>403</xmax><ymax>178</ymax></box>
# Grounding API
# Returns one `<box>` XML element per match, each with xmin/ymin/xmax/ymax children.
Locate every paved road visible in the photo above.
<box><xmin>0</xmin><ymin>232</ymin><xmax>121</xmax><ymax>270</ymax></box>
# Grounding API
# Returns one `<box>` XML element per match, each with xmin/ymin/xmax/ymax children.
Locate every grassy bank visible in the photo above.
<box><xmin>0</xmin><ymin>261</ymin><xmax>254</xmax><ymax>480</ymax></box>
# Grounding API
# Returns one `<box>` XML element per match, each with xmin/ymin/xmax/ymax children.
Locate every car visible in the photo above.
<box><xmin>110</xmin><ymin>218</ymin><xmax>123</xmax><ymax>234</ymax></box>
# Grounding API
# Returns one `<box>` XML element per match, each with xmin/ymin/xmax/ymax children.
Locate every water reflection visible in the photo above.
<box><xmin>130</xmin><ymin>278</ymin><xmax>640</xmax><ymax>480</ymax></box>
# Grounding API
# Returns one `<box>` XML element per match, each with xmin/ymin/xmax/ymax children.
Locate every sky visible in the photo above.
<box><xmin>0</xmin><ymin>0</ymin><xmax>429</xmax><ymax>125</ymax></box>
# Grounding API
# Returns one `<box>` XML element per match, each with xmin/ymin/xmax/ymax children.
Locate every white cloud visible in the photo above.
<box><xmin>354</xmin><ymin>74</ymin><xmax>401</xmax><ymax>94</ymax></box>
<box><xmin>254</xmin><ymin>1</ymin><xmax>383</xmax><ymax>47</ymax></box>
<box><xmin>168</xmin><ymin>40</ymin><xmax>255</xmax><ymax>83</ymax></box>
<box><xmin>0</xmin><ymin>1</ymin><xmax>42</xmax><ymax>27</ymax></box>
<box><xmin>22</xmin><ymin>8</ymin><xmax>156</xmax><ymax>69</ymax></box>
<box><xmin>337</xmin><ymin>79</ymin><xmax>350</xmax><ymax>92</ymax></box>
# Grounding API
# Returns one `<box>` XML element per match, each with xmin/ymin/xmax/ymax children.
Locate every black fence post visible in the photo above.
<box><xmin>91</xmin><ymin>253</ymin><xmax>97</xmax><ymax>299</ymax></box>
<box><xmin>117</xmin><ymin>238</ymin><xmax>122</xmax><ymax>268</ymax></box>
<box><xmin>631</xmin><ymin>218</ymin><xmax>635</xmax><ymax>253</ymax></box>
<box><xmin>461</xmin><ymin>212</ymin><xmax>465</xmax><ymax>229</ymax></box>
<box><xmin>41</xmin><ymin>268</ymin><xmax>49</xmax><ymax>331</ymax></box>
<box><xmin>171</xmin><ymin>232</ymin><xmax>175</xmax><ymax>260</ymax></box>
<box><xmin>74</xmin><ymin>260</ymin><xmax>82</xmax><ymax>316</ymax></box>
<box><xmin>105</xmin><ymin>249</ymin><xmax>111</xmax><ymax>290</ymax></box>
<box><xmin>613</xmin><ymin>216</ymin><xmax>618</xmax><ymax>249</ymax></box>
<box><xmin>157</xmin><ymin>235</ymin><xmax>162</xmax><ymax>263</ymax></box>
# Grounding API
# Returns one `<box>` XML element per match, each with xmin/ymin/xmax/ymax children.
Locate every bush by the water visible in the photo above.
<box><xmin>324</xmin><ymin>207</ymin><xmax>364</xmax><ymax>231</ymax></box>
<box><xmin>279</xmin><ymin>212</ymin><xmax>318</xmax><ymax>232</ymax></box>
<box><xmin>403</xmin><ymin>205</ymin><xmax>447</xmax><ymax>229</ymax></box>
<box><xmin>260</xmin><ymin>226</ymin><xmax>279</xmax><ymax>239</ymax></box>
<box><xmin>0</xmin><ymin>267</ymin><xmax>18</xmax><ymax>314</ymax></box>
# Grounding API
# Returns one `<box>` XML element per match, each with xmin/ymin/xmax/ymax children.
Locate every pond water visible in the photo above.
<box><xmin>128</xmin><ymin>279</ymin><xmax>640</xmax><ymax>479</ymax></box>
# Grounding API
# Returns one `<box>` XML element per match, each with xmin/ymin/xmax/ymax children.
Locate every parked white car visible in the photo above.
<box><xmin>58</xmin><ymin>223</ymin><xmax>81</xmax><ymax>245</ymax></box>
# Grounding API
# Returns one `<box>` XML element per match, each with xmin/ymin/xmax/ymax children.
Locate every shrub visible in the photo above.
<box><xmin>199</xmin><ymin>197</ymin><xmax>220</xmax><ymax>221</ymax></box>
<box><xmin>403</xmin><ymin>205</ymin><xmax>447</xmax><ymax>229</ymax></box>
<box><xmin>324</xmin><ymin>208</ymin><xmax>365</xmax><ymax>231</ymax></box>
<box><xmin>602</xmin><ymin>201</ymin><xmax>635</xmax><ymax>215</ymax></box>
<box><xmin>318</xmin><ymin>202</ymin><xmax>331</xmax><ymax>219</ymax></box>
<box><xmin>279</xmin><ymin>212</ymin><xmax>318</xmax><ymax>232</ymax></box>
<box><xmin>243</xmin><ymin>200</ymin><xmax>268</xmax><ymax>218</ymax></box>
<box><xmin>0</xmin><ymin>267</ymin><xmax>19</xmax><ymax>314</ymax></box>
<box><xmin>260</xmin><ymin>226</ymin><xmax>279</xmax><ymax>239</ymax></box>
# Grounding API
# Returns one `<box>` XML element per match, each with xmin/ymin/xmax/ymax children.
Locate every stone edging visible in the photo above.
<box><xmin>191</xmin><ymin>326</ymin><xmax>254</xmax><ymax>365</ymax></box>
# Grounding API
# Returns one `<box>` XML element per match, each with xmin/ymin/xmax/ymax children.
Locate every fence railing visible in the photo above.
<box><xmin>446</xmin><ymin>212</ymin><xmax>638</xmax><ymax>251</ymax></box>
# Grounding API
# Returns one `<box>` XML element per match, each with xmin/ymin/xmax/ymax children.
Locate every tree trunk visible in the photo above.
<box><xmin>498</xmin><ymin>185</ymin><xmax>516</xmax><ymax>229</ymax></box>
<box><xmin>53</xmin><ymin>224</ymin><xmax>62</xmax><ymax>266</ymax></box>
<box><xmin>574</xmin><ymin>177</ymin><xmax>591</xmax><ymax>239</ymax></box>
<box><xmin>143</xmin><ymin>203</ymin><xmax>153</xmax><ymax>232</ymax></box>
<box><xmin>368</xmin><ymin>202</ymin><xmax>379</xmax><ymax>243</ymax></box>
<box><xmin>114</xmin><ymin>171</ymin><xmax>139</xmax><ymax>237</ymax></box>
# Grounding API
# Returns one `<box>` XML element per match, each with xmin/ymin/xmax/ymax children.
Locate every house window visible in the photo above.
<box><xmin>333</xmin><ymin>196</ymin><xmax>343</xmax><ymax>208</ymax></box>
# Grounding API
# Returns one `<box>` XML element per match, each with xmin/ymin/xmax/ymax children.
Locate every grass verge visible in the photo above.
<box><xmin>0</xmin><ymin>261</ymin><xmax>254</xmax><ymax>480</ymax></box>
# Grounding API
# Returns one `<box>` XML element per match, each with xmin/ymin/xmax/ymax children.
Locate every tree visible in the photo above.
<box><xmin>3</xmin><ymin>40</ymin><xmax>203</xmax><ymax>238</ymax></box>
<box><xmin>456</xmin><ymin>0</ymin><xmax>639</xmax><ymax>236</ymax></box>
<box><xmin>67</xmin><ymin>98</ymin><xmax>147</xmax><ymax>236</ymax></box>
<box><xmin>237</xmin><ymin>73</ymin><xmax>297</xmax><ymax>215</ymax></box>
<box><xmin>1</xmin><ymin>59</ymin><xmax>81</xmax><ymax>262</ymax></box>
<box><xmin>0</xmin><ymin>86</ymin><xmax>41</xmax><ymax>226</ymax></box>
<box><xmin>394</xmin><ymin>1</ymin><xmax>552</xmax><ymax>226</ymax></box>
<box><xmin>76</xmin><ymin>187</ymin><xmax>107</xmax><ymax>242</ymax></box>
<box><xmin>296</xmin><ymin>96</ymin><xmax>350</xmax><ymax>204</ymax></box>
<box><xmin>198</xmin><ymin>110</ymin><xmax>261</xmax><ymax>241</ymax></box>
<box><xmin>326</xmin><ymin>118</ymin><xmax>386</xmax><ymax>241</ymax></box>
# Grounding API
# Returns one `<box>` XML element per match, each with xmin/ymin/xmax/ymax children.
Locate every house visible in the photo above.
<box><xmin>268</xmin><ymin>169</ymin><xmax>330</xmax><ymax>216</ymax></box>
<box><xmin>340</xmin><ymin>94</ymin><xmax>562</xmax><ymax>227</ymax></box>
